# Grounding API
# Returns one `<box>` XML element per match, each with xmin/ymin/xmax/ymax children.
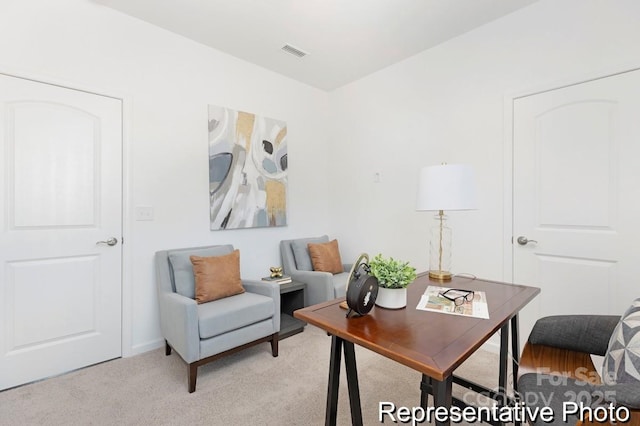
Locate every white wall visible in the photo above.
<box><xmin>328</xmin><ymin>0</ymin><xmax>640</xmax><ymax>281</ymax></box>
<box><xmin>0</xmin><ymin>0</ymin><xmax>332</xmax><ymax>354</ymax></box>
<box><xmin>3</xmin><ymin>0</ymin><xmax>639</xmax><ymax>357</ymax></box>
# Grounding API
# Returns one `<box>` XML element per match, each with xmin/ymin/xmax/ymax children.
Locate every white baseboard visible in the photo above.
<box><xmin>127</xmin><ymin>336</ymin><xmax>505</xmax><ymax>358</ymax></box>
<box><xmin>128</xmin><ymin>338</ymin><xmax>164</xmax><ymax>357</ymax></box>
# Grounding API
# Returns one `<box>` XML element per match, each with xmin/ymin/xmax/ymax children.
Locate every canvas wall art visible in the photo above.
<box><xmin>208</xmin><ymin>105</ymin><xmax>288</xmax><ymax>230</ymax></box>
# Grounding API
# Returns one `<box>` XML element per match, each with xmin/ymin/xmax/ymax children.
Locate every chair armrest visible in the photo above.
<box><xmin>158</xmin><ymin>292</ymin><xmax>200</xmax><ymax>363</ymax></box>
<box><xmin>288</xmin><ymin>270</ymin><xmax>334</xmax><ymax>306</ymax></box>
<box><xmin>596</xmin><ymin>383</ymin><xmax>640</xmax><ymax>409</ymax></box>
<box><xmin>243</xmin><ymin>279</ymin><xmax>278</xmax><ymax>299</ymax></box>
<box><xmin>243</xmin><ymin>280</ymin><xmax>280</xmax><ymax>332</ymax></box>
<box><xmin>529</xmin><ymin>315</ymin><xmax>620</xmax><ymax>356</ymax></box>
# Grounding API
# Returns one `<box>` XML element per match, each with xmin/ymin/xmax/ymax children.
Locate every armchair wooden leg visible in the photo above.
<box><xmin>188</xmin><ymin>363</ymin><xmax>198</xmax><ymax>393</ymax></box>
<box><xmin>184</xmin><ymin>333</ymin><xmax>278</xmax><ymax>393</ymax></box>
<box><xmin>165</xmin><ymin>340</ymin><xmax>172</xmax><ymax>356</ymax></box>
<box><xmin>270</xmin><ymin>333</ymin><xmax>279</xmax><ymax>357</ymax></box>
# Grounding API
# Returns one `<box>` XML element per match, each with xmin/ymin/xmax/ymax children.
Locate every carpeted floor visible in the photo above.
<box><xmin>0</xmin><ymin>326</ymin><xmax>506</xmax><ymax>425</ymax></box>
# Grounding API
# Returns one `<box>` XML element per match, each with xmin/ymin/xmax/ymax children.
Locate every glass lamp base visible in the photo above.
<box><xmin>428</xmin><ymin>270</ymin><xmax>452</xmax><ymax>281</ymax></box>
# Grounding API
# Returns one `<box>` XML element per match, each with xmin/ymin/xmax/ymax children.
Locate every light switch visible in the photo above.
<box><xmin>135</xmin><ymin>206</ymin><xmax>154</xmax><ymax>221</ymax></box>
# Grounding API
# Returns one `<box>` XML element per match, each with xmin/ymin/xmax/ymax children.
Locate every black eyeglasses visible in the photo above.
<box><xmin>438</xmin><ymin>289</ymin><xmax>474</xmax><ymax>306</ymax></box>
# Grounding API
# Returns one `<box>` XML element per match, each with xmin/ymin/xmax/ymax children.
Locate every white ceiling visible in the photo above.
<box><xmin>94</xmin><ymin>0</ymin><xmax>539</xmax><ymax>91</ymax></box>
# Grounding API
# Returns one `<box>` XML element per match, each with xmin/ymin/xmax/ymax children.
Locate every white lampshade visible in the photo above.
<box><xmin>416</xmin><ymin>164</ymin><xmax>477</xmax><ymax>211</ymax></box>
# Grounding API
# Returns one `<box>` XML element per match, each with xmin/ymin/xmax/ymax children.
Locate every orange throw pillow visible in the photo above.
<box><xmin>190</xmin><ymin>249</ymin><xmax>244</xmax><ymax>304</ymax></box>
<box><xmin>308</xmin><ymin>239</ymin><xmax>344</xmax><ymax>274</ymax></box>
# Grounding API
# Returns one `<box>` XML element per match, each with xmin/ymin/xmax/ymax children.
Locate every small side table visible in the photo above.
<box><xmin>278</xmin><ymin>280</ymin><xmax>306</xmax><ymax>339</ymax></box>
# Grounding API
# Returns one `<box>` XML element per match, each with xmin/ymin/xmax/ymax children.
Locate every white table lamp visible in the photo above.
<box><xmin>416</xmin><ymin>164</ymin><xmax>477</xmax><ymax>281</ymax></box>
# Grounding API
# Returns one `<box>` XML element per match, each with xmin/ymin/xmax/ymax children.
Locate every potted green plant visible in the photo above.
<box><xmin>368</xmin><ymin>254</ymin><xmax>417</xmax><ymax>309</ymax></box>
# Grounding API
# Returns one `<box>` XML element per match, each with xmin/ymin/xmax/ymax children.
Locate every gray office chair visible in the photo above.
<box><xmin>517</xmin><ymin>301</ymin><xmax>640</xmax><ymax>425</ymax></box>
<box><xmin>155</xmin><ymin>244</ymin><xmax>280</xmax><ymax>393</ymax></box>
<box><xmin>280</xmin><ymin>236</ymin><xmax>352</xmax><ymax>306</ymax></box>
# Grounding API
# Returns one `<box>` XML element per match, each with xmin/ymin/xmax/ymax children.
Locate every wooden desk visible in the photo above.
<box><xmin>294</xmin><ymin>273</ymin><xmax>540</xmax><ymax>426</ymax></box>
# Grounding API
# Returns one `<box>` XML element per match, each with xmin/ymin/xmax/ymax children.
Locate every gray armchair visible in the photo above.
<box><xmin>518</xmin><ymin>313</ymin><xmax>640</xmax><ymax>425</ymax></box>
<box><xmin>280</xmin><ymin>236</ymin><xmax>352</xmax><ymax>306</ymax></box>
<box><xmin>155</xmin><ymin>244</ymin><xmax>280</xmax><ymax>393</ymax></box>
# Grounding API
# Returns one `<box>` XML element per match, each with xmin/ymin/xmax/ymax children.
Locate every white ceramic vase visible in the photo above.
<box><xmin>375</xmin><ymin>287</ymin><xmax>407</xmax><ymax>309</ymax></box>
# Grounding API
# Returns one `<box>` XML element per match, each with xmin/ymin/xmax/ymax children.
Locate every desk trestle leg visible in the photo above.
<box><xmin>325</xmin><ymin>335</ymin><xmax>363</xmax><ymax>426</ymax></box>
<box><xmin>343</xmin><ymin>341</ymin><xmax>362</xmax><ymax>426</ymax></box>
<box><xmin>420</xmin><ymin>374</ymin><xmax>432</xmax><ymax>408</ymax></box>
<box><xmin>326</xmin><ymin>336</ymin><xmax>342</xmax><ymax>425</ymax></box>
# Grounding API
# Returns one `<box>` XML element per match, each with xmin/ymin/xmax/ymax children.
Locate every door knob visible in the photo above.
<box><xmin>96</xmin><ymin>237</ymin><xmax>118</xmax><ymax>246</ymax></box>
<box><xmin>516</xmin><ymin>236</ymin><xmax>538</xmax><ymax>246</ymax></box>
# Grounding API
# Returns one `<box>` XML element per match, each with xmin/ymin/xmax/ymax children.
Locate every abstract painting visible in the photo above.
<box><xmin>208</xmin><ymin>105</ymin><xmax>288</xmax><ymax>230</ymax></box>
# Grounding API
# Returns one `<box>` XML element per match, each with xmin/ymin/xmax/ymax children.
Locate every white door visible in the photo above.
<box><xmin>0</xmin><ymin>74</ymin><xmax>122</xmax><ymax>390</ymax></box>
<box><xmin>513</xmin><ymin>69</ymin><xmax>640</xmax><ymax>345</ymax></box>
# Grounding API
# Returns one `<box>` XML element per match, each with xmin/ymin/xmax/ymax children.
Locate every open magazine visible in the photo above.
<box><xmin>416</xmin><ymin>286</ymin><xmax>489</xmax><ymax>319</ymax></box>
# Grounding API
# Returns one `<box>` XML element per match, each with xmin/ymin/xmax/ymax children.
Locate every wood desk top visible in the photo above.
<box><xmin>294</xmin><ymin>273</ymin><xmax>540</xmax><ymax>381</ymax></box>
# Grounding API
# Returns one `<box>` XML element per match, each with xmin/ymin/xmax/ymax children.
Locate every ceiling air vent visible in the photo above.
<box><xmin>281</xmin><ymin>44</ymin><xmax>308</xmax><ymax>58</ymax></box>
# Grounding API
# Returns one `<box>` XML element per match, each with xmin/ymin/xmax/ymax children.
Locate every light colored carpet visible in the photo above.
<box><xmin>0</xmin><ymin>326</ymin><xmax>508</xmax><ymax>425</ymax></box>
